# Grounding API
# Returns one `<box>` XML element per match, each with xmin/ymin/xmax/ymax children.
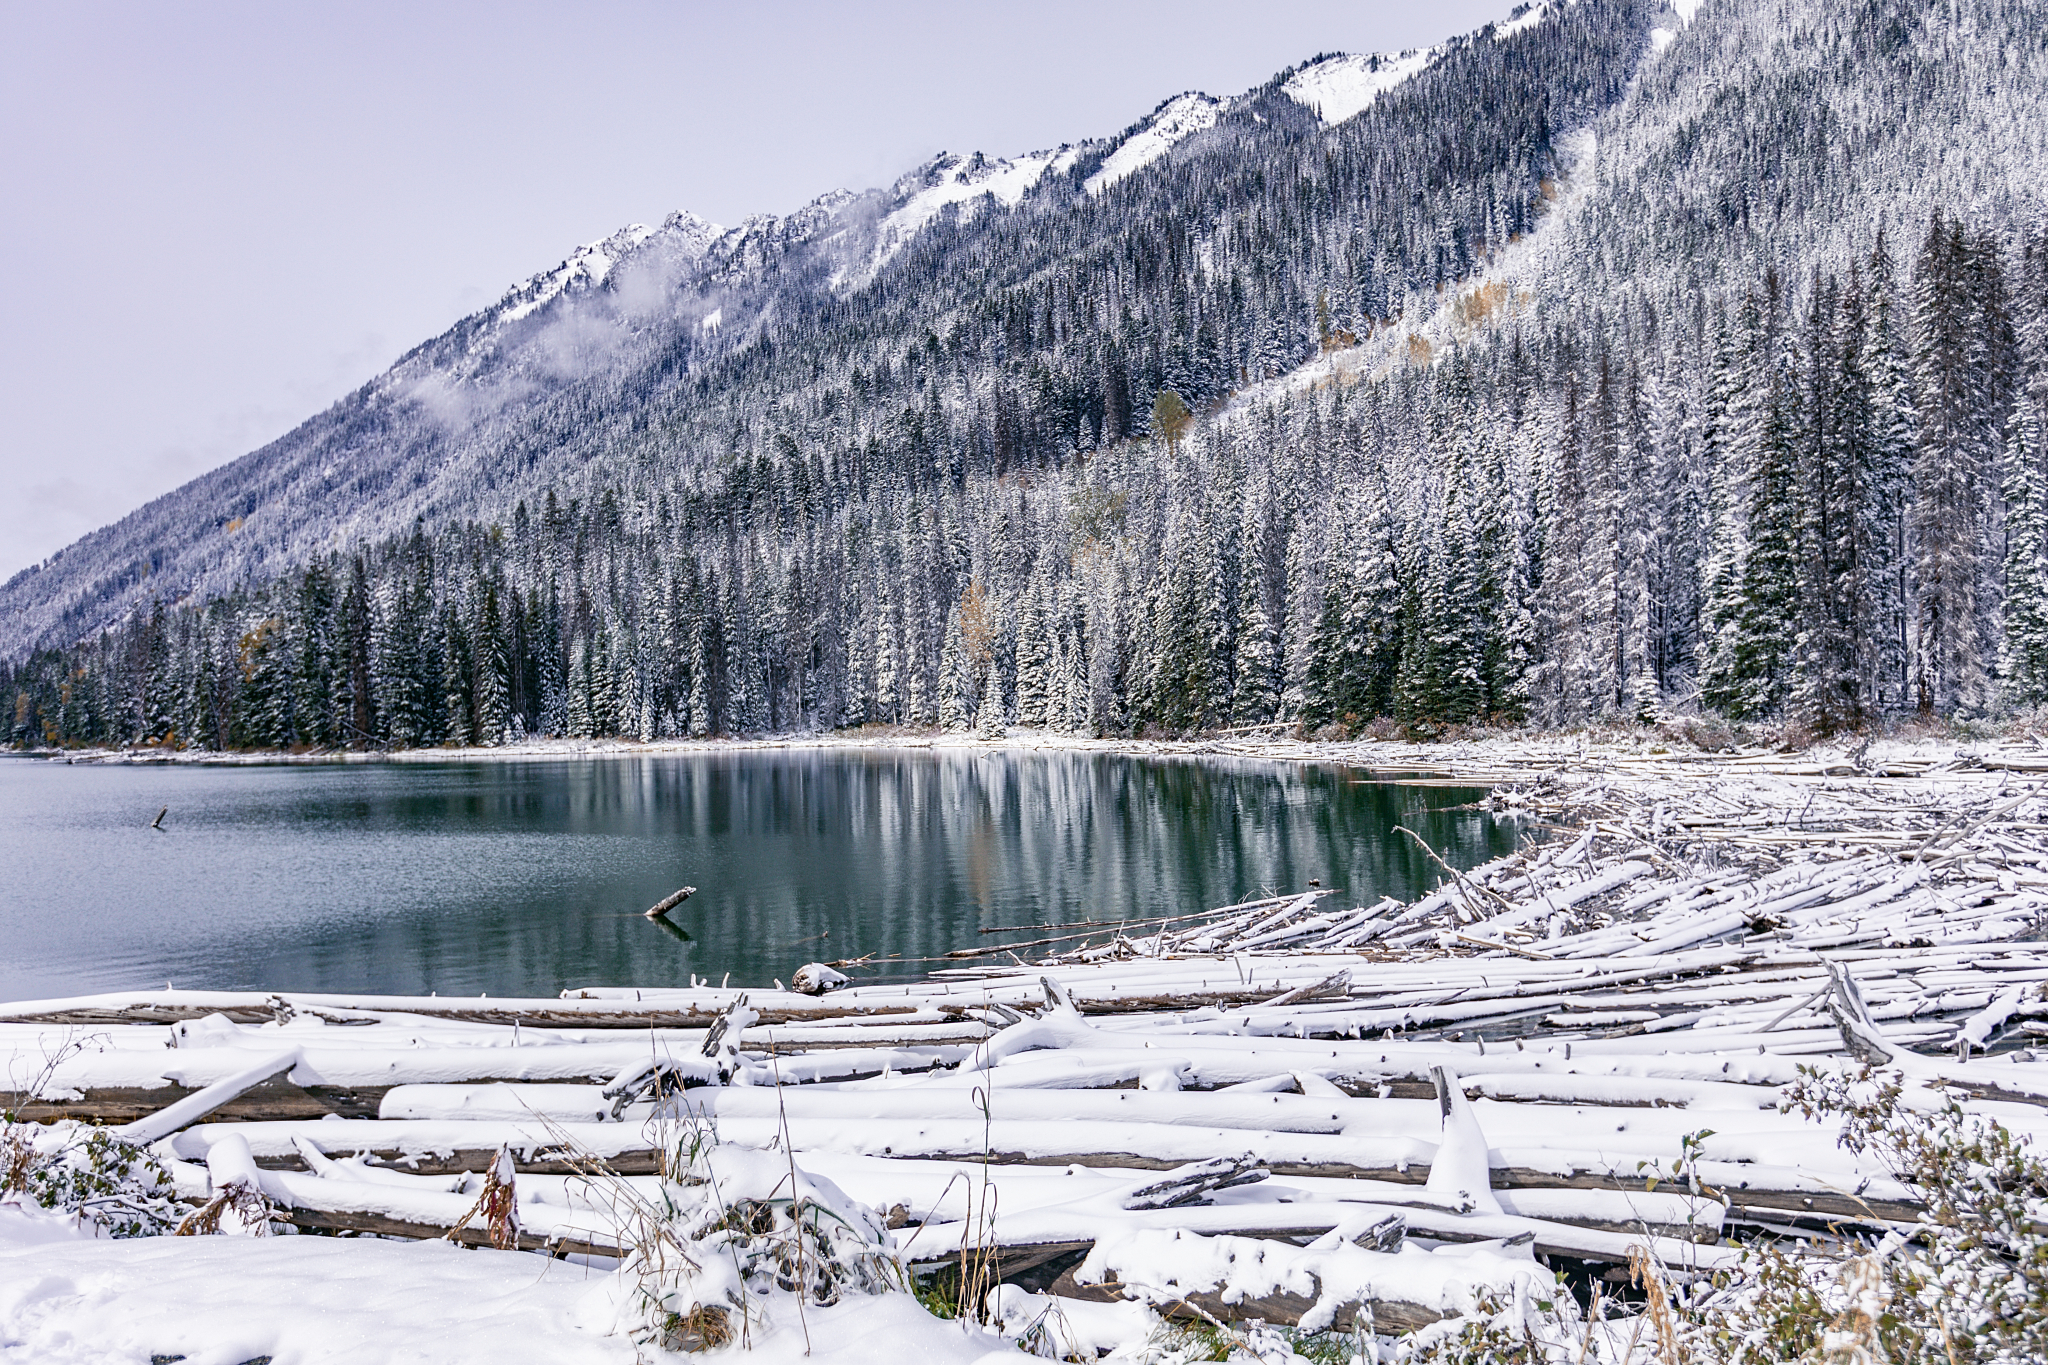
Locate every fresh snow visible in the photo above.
<box><xmin>857</xmin><ymin>150</ymin><xmax>1059</xmax><ymax>285</ymax></box>
<box><xmin>1671</xmin><ymin>0</ymin><xmax>1703</xmax><ymax>24</ymax></box>
<box><xmin>11</xmin><ymin>745</ymin><xmax>2048</xmax><ymax>1359</ymax></box>
<box><xmin>494</xmin><ymin>211</ymin><xmax>720</xmax><ymax>325</ymax></box>
<box><xmin>1084</xmin><ymin>93</ymin><xmax>1221</xmax><ymax>197</ymax></box>
<box><xmin>1494</xmin><ymin>2</ymin><xmax>1555</xmax><ymax>40</ymax></box>
<box><xmin>0</xmin><ymin>1216</ymin><xmax>1005</xmax><ymax>1364</ymax></box>
<box><xmin>1238</xmin><ymin>117</ymin><xmax>1599</xmax><ymax>407</ymax></box>
<box><xmin>1073</xmin><ymin>1229</ymin><xmax>1555</xmax><ymax>1333</ymax></box>
<box><xmin>1281</xmin><ymin>49</ymin><xmax>1436</xmax><ymax>126</ymax></box>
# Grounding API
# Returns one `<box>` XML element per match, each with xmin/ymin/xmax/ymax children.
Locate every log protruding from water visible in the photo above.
<box><xmin>644</xmin><ymin>885</ymin><xmax>697</xmax><ymax>919</ymax></box>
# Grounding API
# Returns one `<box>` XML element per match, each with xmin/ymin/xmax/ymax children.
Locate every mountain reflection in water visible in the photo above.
<box><xmin>0</xmin><ymin>748</ymin><xmax>1520</xmax><ymax>1002</ymax></box>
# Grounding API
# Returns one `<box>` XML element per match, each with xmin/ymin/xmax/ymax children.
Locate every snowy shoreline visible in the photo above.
<box><xmin>8</xmin><ymin>744</ymin><xmax>2048</xmax><ymax>1360</ymax></box>
<box><xmin>18</xmin><ymin>722</ymin><xmax>2048</xmax><ymax>781</ymax></box>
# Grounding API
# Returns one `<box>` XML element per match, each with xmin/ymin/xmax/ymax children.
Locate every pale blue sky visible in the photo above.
<box><xmin>0</xmin><ymin>0</ymin><xmax>1516</xmax><ymax>580</ymax></box>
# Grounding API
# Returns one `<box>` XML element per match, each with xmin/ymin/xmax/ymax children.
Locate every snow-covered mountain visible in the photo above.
<box><xmin>0</xmin><ymin>19</ymin><xmax>1495</xmax><ymax>662</ymax></box>
<box><xmin>10</xmin><ymin>0</ymin><xmax>2048</xmax><ymax>748</ymax></box>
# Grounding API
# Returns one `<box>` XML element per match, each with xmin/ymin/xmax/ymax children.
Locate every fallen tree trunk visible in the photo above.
<box><xmin>644</xmin><ymin>885</ymin><xmax>697</xmax><ymax>919</ymax></box>
<box><xmin>1042</xmin><ymin>1264</ymin><xmax>1445</xmax><ymax>1334</ymax></box>
<box><xmin>274</xmin><ymin>1204</ymin><xmax>627</xmax><ymax>1259</ymax></box>
<box><xmin>13</xmin><ymin>1077</ymin><xmax>391</xmax><ymax>1125</ymax></box>
<box><xmin>116</xmin><ymin>1051</ymin><xmax>302</xmax><ymax>1143</ymax></box>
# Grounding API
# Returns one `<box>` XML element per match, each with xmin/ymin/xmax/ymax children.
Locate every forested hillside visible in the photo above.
<box><xmin>9</xmin><ymin>0</ymin><xmax>2048</xmax><ymax>750</ymax></box>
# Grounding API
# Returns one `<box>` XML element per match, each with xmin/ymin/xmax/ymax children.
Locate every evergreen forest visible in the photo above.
<box><xmin>8</xmin><ymin>0</ymin><xmax>2048</xmax><ymax>750</ymax></box>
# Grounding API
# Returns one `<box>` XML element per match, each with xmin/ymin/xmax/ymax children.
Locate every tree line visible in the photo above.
<box><xmin>9</xmin><ymin>210</ymin><xmax>2047</xmax><ymax>750</ymax></box>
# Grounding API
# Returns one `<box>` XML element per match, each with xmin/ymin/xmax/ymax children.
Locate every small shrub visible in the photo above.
<box><xmin>588</xmin><ymin>1122</ymin><xmax>907</xmax><ymax>1354</ymax></box>
<box><xmin>659</xmin><ymin>1303</ymin><xmax>734</xmax><ymax>1352</ymax></box>
<box><xmin>1693</xmin><ymin>1066</ymin><xmax>2048</xmax><ymax>1364</ymax></box>
<box><xmin>1657</xmin><ymin>715</ymin><xmax>1736</xmax><ymax>752</ymax></box>
<box><xmin>0</xmin><ymin>1119</ymin><xmax>183</xmax><ymax>1238</ymax></box>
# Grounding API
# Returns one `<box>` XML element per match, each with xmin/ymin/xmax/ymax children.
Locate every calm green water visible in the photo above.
<box><xmin>0</xmin><ymin>749</ymin><xmax>1518</xmax><ymax>1003</ymax></box>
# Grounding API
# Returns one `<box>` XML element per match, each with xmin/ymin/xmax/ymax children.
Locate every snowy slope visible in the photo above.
<box><xmin>493</xmin><ymin>212</ymin><xmax>721</xmax><ymax>326</ymax></box>
<box><xmin>12</xmin><ymin>0</ymin><xmax>2012</xmax><ymax>675</ymax></box>
<box><xmin>1084</xmin><ymin>93</ymin><xmax>1223</xmax><ymax>196</ymax></box>
<box><xmin>851</xmin><ymin>150</ymin><xmax>1065</xmax><ymax>286</ymax></box>
<box><xmin>1494</xmin><ymin>1</ymin><xmax>1558</xmax><ymax>40</ymax></box>
<box><xmin>1281</xmin><ymin>50</ymin><xmax>1438</xmax><ymax>126</ymax></box>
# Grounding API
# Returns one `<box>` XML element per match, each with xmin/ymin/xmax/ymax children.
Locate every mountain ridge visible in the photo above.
<box><xmin>0</xmin><ymin>21</ymin><xmax>1523</xmax><ymax>658</ymax></box>
<box><xmin>17</xmin><ymin>0</ymin><xmax>2038</xmax><ymax>752</ymax></box>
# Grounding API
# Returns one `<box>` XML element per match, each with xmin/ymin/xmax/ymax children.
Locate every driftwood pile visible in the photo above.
<box><xmin>8</xmin><ymin>746</ymin><xmax>2048</xmax><ymax>1336</ymax></box>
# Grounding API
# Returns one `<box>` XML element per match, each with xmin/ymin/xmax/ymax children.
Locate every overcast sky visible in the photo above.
<box><xmin>0</xmin><ymin>0</ymin><xmax>1516</xmax><ymax>581</ymax></box>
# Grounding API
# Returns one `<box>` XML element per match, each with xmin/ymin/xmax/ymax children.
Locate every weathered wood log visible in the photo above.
<box><xmin>251</xmin><ymin>1146</ymin><xmax>667</xmax><ymax>1178</ymax></box>
<box><xmin>13</xmin><ymin>1077</ymin><xmax>392</xmax><ymax>1125</ymax></box>
<box><xmin>882</xmin><ymin>1147</ymin><xmax>1923</xmax><ymax>1229</ymax></box>
<box><xmin>644</xmin><ymin>886</ymin><xmax>697</xmax><ymax>919</ymax></box>
<box><xmin>1497</xmin><ymin>1166</ymin><xmax>1922</xmax><ymax>1226</ymax></box>
<box><xmin>1120</xmin><ymin>1157</ymin><xmax>1268</xmax><ymax>1210</ymax></box>
<box><xmin>274</xmin><ymin>1205</ymin><xmax>626</xmax><ymax>1258</ymax></box>
<box><xmin>222</xmin><ymin>1137</ymin><xmax>1878</xmax><ymax>1232</ymax></box>
<box><xmin>15</xmin><ymin>1045</ymin><xmax>968</xmax><ymax>1127</ymax></box>
<box><xmin>1258</xmin><ymin>971</ymin><xmax>1352</xmax><ymax>1009</ymax></box>
<box><xmin>1043</xmin><ymin>1263</ymin><xmax>1446</xmax><ymax>1334</ymax></box>
<box><xmin>0</xmin><ymin>1000</ymin><xmax>932</xmax><ymax>1029</ymax></box>
<box><xmin>1352</xmin><ymin>1212</ymin><xmax>1406</xmax><ymax>1252</ymax></box>
<box><xmin>117</xmin><ymin>1051</ymin><xmax>302</xmax><ymax>1143</ymax></box>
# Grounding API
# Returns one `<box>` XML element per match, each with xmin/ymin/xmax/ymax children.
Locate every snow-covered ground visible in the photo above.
<box><xmin>7</xmin><ymin>740</ymin><xmax>2048</xmax><ymax>1360</ymax></box>
<box><xmin>0</xmin><ymin>1207</ymin><xmax>1010</xmax><ymax>1364</ymax></box>
<box><xmin>1281</xmin><ymin>49</ymin><xmax>1437</xmax><ymax>127</ymax></box>
<box><xmin>31</xmin><ymin>717</ymin><xmax>2048</xmax><ymax>781</ymax></box>
<box><xmin>1084</xmin><ymin>94</ymin><xmax>1223</xmax><ymax>197</ymax></box>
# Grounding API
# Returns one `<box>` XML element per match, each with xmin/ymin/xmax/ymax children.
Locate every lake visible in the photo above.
<box><xmin>0</xmin><ymin>748</ymin><xmax>1519</xmax><ymax>1003</ymax></box>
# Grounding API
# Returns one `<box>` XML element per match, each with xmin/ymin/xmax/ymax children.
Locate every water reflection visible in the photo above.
<box><xmin>0</xmin><ymin>750</ymin><xmax>1519</xmax><ymax>1002</ymax></box>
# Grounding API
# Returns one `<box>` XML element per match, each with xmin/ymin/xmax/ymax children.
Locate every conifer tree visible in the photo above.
<box><xmin>1013</xmin><ymin>578</ymin><xmax>1050</xmax><ymax>727</ymax></box>
<box><xmin>292</xmin><ymin>564</ymin><xmax>335</xmax><ymax>748</ymax></box>
<box><xmin>2001</xmin><ymin>398</ymin><xmax>2048</xmax><ymax>709</ymax></box>
<box><xmin>976</xmin><ymin>664</ymin><xmax>1005</xmax><ymax>739</ymax></box>
<box><xmin>1729</xmin><ymin>286</ymin><xmax>1805</xmax><ymax>719</ymax></box>
<box><xmin>1911</xmin><ymin>212</ymin><xmax>2000</xmax><ymax>714</ymax></box>
<box><xmin>1792</xmin><ymin>272</ymin><xmax>1862</xmax><ymax>735</ymax></box>
<box><xmin>1144</xmin><ymin>513</ymin><xmax>1226</xmax><ymax>733</ymax></box>
<box><xmin>1864</xmin><ymin>234</ymin><xmax>1918</xmax><ymax>707</ymax></box>
<box><xmin>473</xmin><ymin>576</ymin><xmax>511</xmax><ymax>745</ymax></box>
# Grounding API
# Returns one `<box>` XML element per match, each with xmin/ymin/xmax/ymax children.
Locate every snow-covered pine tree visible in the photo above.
<box><xmin>1143</xmin><ymin>510</ymin><xmax>1227</xmax><ymax>735</ymax></box>
<box><xmin>473</xmin><ymin>574</ymin><xmax>510</xmax><ymax>745</ymax></box>
<box><xmin>1013</xmin><ymin>575</ymin><xmax>1050</xmax><ymax>728</ymax></box>
<box><xmin>2000</xmin><ymin>397</ymin><xmax>2048</xmax><ymax>708</ymax></box>
<box><xmin>976</xmin><ymin>664</ymin><xmax>1005</xmax><ymax>739</ymax></box>
<box><xmin>1716</xmin><ymin>274</ymin><xmax>1804</xmax><ymax>719</ymax></box>
<box><xmin>1910</xmin><ymin>212</ymin><xmax>2001</xmax><ymax>714</ymax></box>
<box><xmin>1228</xmin><ymin>478</ymin><xmax>1282</xmax><ymax>725</ymax></box>
<box><xmin>1791</xmin><ymin>271</ymin><xmax>1863</xmax><ymax>735</ymax></box>
<box><xmin>439</xmin><ymin>599</ymin><xmax>475</xmax><ymax>748</ymax></box>
<box><xmin>1613</xmin><ymin>358</ymin><xmax>1659</xmax><ymax>721</ymax></box>
<box><xmin>937</xmin><ymin>604</ymin><xmax>970</xmax><ymax>732</ymax></box>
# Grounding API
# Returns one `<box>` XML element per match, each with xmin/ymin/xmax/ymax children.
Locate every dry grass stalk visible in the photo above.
<box><xmin>1814</xmin><ymin>1253</ymin><xmax>1890</xmax><ymax>1365</ymax></box>
<box><xmin>171</xmin><ymin>1179</ymin><xmax>271</xmax><ymax>1236</ymax></box>
<box><xmin>1630</xmin><ymin>1244</ymin><xmax>1686</xmax><ymax>1365</ymax></box>
<box><xmin>443</xmin><ymin>1144</ymin><xmax>520</xmax><ymax>1250</ymax></box>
